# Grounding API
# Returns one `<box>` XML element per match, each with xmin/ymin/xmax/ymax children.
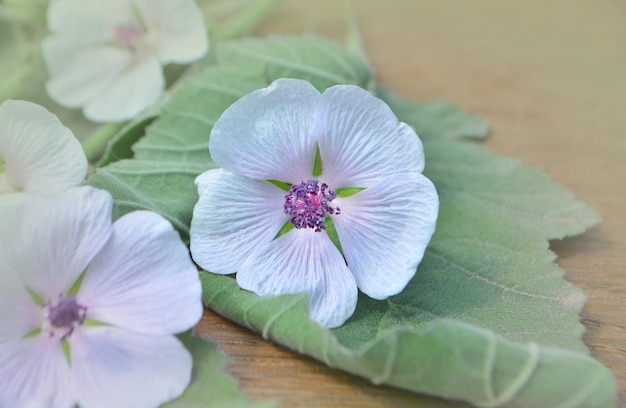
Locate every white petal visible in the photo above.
<box><xmin>0</xmin><ymin>336</ymin><xmax>73</xmax><ymax>408</ymax></box>
<box><xmin>314</xmin><ymin>85</ymin><xmax>425</xmax><ymax>188</ymax></box>
<box><xmin>190</xmin><ymin>169</ymin><xmax>287</xmax><ymax>273</ymax></box>
<box><xmin>0</xmin><ymin>187</ymin><xmax>113</xmax><ymax>299</ymax></box>
<box><xmin>332</xmin><ymin>175</ymin><xmax>439</xmax><ymax>299</ymax></box>
<box><xmin>70</xmin><ymin>327</ymin><xmax>192</xmax><ymax>408</ymax></box>
<box><xmin>0</xmin><ymin>264</ymin><xmax>43</xmax><ymax>342</ymax></box>
<box><xmin>47</xmin><ymin>0</ymin><xmax>133</xmax><ymax>44</ymax></box>
<box><xmin>43</xmin><ymin>39</ymin><xmax>133</xmax><ymax>109</ymax></box>
<box><xmin>78</xmin><ymin>211</ymin><xmax>202</xmax><ymax>335</ymax></box>
<box><xmin>209</xmin><ymin>78</ymin><xmax>319</xmax><ymax>183</ymax></box>
<box><xmin>83</xmin><ymin>55</ymin><xmax>164</xmax><ymax>122</ymax></box>
<box><xmin>238</xmin><ymin>229</ymin><xmax>358</xmax><ymax>328</ymax></box>
<box><xmin>0</xmin><ymin>100</ymin><xmax>87</xmax><ymax>194</ymax></box>
<box><xmin>135</xmin><ymin>0</ymin><xmax>209</xmax><ymax>64</ymax></box>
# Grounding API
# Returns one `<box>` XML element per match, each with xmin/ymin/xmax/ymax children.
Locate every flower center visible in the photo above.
<box><xmin>284</xmin><ymin>180</ymin><xmax>340</xmax><ymax>232</ymax></box>
<box><xmin>43</xmin><ymin>296</ymin><xmax>87</xmax><ymax>340</ymax></box>
<box><xmin>114</xmin><ymin>23</ymin><xmax>145</xmax><ymax>51</ymax></box>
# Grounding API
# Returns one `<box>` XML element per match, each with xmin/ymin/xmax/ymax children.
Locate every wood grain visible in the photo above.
<box><xmin>195</xmin><ymin>1</ymin><xmax>626</xmax><ymax>406</ymax></box>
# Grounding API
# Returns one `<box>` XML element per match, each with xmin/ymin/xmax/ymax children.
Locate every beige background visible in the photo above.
<box><xmin>197</xmin><ymin>1</ymin><xmax>626</xmax><ymax>406</ymax></box>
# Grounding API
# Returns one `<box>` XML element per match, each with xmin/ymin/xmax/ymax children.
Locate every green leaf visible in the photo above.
<box><xmin>87</xmin><ymin>35</ymin><xmax>615</xmax><ymax>407</ymax></box>
<box><xmin>201</xmin><ymin>274</ymin><xmax>615</xmax><ymax>408</ymax></box>
<box><xmin>378</xmin><ymin>89</ymin><xmax>490</xmax><ymax>141</ymax></box>
<box><xmin>164</xmin><ymin>333</ymin><xmax>277</xmax><ymax>408</ymax></box>
<box><xmin>217</xmin><ymin>35</ymin><xmax>373</xmax><ymax>91</ymax></box>
<box><xmin>132</xmin><ymin>66</ymin><xmax>267</xmax><ymax>164</ymax></box>
<box><xmin>96</xmin><ymin>116</ymin><xmax>157</xmax><ymax>167</ymax></box>
<box><xmin>88</xmin><ymin>160</ymin><xmax>213</xmax><ymax>242</ymax></box>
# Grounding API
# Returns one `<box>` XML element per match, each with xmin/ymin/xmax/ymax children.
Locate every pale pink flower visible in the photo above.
<box><xmin>0</xmin><ymin>187</ymin><xmax>202</xmax><ymax>408</ymax></box>
<box><xmin>42</xmin><ymin>0</ymin><xmax>209</xmax><ymax>122</ymax></box>
<box><xmin>190</xmin><ymin>79</ymin><xmax>439</xmax><ymax>328</ymax></box>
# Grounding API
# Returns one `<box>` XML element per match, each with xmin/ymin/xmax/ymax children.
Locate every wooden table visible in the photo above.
<box><xmin>196</xmin><ymin>1</ymin><xmax>626</xmax><ymax>406</ymax></box>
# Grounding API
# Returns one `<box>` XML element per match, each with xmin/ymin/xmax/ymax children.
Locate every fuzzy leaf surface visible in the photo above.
<box><xmin>88</xmin><ymin>35</ymin><xmax>615</xmax><ymax>407</ymax></box>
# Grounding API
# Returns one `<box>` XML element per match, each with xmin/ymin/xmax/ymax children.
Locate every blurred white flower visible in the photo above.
<box><xmin>0</xmin><ymin>99</ymin><xmax>87</xmax><ymax>195</ymax></box>
<box><xmin>190</xmin><ymin>79</ymin><xmax>439</xmax><ymax>328</ymax></box>
<box><xmin>0</xmin><ymin>186</ymin><xmax>203</xmax><ymax>408</ymax></box>
<box><xmin>42</xmin><ymin>0</ymin><xmax>209</xmax><ymax>123</ymax></box>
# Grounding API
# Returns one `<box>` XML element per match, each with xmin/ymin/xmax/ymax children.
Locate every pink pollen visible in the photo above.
<box><xmin>115</xmin><ymin>24</ymin><xmax>143</xmax><ymax>50</ymax></box>
<box><xmin>284</xmin><ymin>180</ymin><xmax>340</xmax><ymax>232</ymax></box>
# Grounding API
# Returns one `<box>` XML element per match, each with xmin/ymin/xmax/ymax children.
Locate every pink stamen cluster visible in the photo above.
<box><xmin>44</xmin><ymin>295</ymin><xmax>87</xmax><ymax>340</ymax></box>
<box><xmin>284</xmin><ymin>179</ymin><xmax>340</xmax><ymax>232</ymax></box>
<box><xmin>114</xmin><ymin>24</ymin><xmax>143</xmax><ymax>50</ymax></box>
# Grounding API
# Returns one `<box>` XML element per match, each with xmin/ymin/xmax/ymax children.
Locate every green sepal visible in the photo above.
<box><xmin>62</xmin><ymin>340</ymin><xmax>71</xmax><ymax>365</ymax></box>
<box><xmin>22</xmin><ymin>327</ymin><xmax>41</xmax><ymax>339</ymax></box>
<box><xmin>325</xmin><ymin>217</ymin><xmax>344</xmax><ymax>257</ymax></box>
<box><xmin>273</xmin><ymin>220</ymin><xmax>294</xmax><ymax>240</ymax></box>
<box><xmin>336</xmin><ymin>187</ymin><xmax>365</xmax><ymax>197</ymax></box>
<box><xmin>312</xmin><ymin>143</ymin><xmax>323</xmax><ymax>177</ymax></box>
<box><xmin>268</xmin><ymin>180</ymin><xmax>292</xmax><ymax>191</ymax></box>
<box><xmin>67</xmin><ymin>269</ymin><xmax>88</xmax><ymax>297</ymax></box>
<box><xmin>26</xmin><ymin>287</ymin><xmax>44</xmax><ymax>306</ymax></box>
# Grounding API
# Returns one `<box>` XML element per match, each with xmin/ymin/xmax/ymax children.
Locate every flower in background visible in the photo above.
<box><xmin>0</xmin><ymin>99</ymin><xmax>87</xmax><ymax>195</ymax></box>
<box><xmin>42</xmin><ymin>0</ymin><xmax>209</xmax><ymax>123</ymax></box>
<box><xmin>0</xmin><ymin>186</ymin><xmax>203</xmax><ymax>408</ymax></box>
<box><xmin>190</xmin><ymin>79</ymin><xmax>439</xmax><ymax>328</ymax></box>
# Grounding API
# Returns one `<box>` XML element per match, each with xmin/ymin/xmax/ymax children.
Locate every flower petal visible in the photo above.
<box><xmin>209</xmin><ymin>78</ymin><xmax>319</xmax><ymax>183</ymax></box>
<box><xmin>135</xmin><ymin>0</ymin><xmax>209</xmax><ymax>64</ymax></box>
<box><xmin>0</xmin><ymin>100</ymin><xmax>87</xmax><ymax>194</ymax></box>
<box><xmin>0</xmin><ymin>187</ymin><xmax>113</xmax><ymax>299</ymax></box>
<box><xmin>0</xmin><ymin>336</ymin><xmax>73</xmax><ymax>408</ymax></box>
<box><xmin>78</xmin><ymin>211</ymin><xmax>202</xmax><ymax>335</ymax></box>
<box><xmin>237</xmin><ymin>229</ymin><xmax>358</xmax><ymax>328</ymax></box>
<box><xmin>70</xmin><ymin>327</ymin><xmax>192</xmax><ymax>408</ymax></box>
<box><xmin>314</xmin><ymin>85</ymin><xmax>425</xmax><ymax>188</ymax></box>
<box><xmin>83</xmin><ymin>55</ymin><xmax>164</xmax><ymax>122</ymax></box>
<box><xmin>0</xmin><ymin>263</ymin><xmax>42</xmax><ymax>342</ymax></box>
<box><xmin>332</xmin><ymin>174</ymin><xmax>439</xmax><ymax>299</ymax></box>
<box><xmin>191</xmin><ymin>169</ymin><xmax>287</xmax><ymax>273</ymax></box>
<box><xmin>43</xmin><ymin>39</ymin><xmax>133</xmax><ymax>109</ymax></box>
<box><xmin>47</xmin><ymin>0</ymin><xmax>133</xmax><ymax>44</ymax></box>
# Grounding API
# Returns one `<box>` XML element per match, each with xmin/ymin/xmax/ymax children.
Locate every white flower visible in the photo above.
<box><xmin>0</xmin><ymin>186</ymin><xmax>203</xmax><ymax>408</ymax></box>
<box><xmin>0</xmin><ymin>99</ymin><xmax>87</xmax><ymax>195</ymax></box>
<box><xmin>190</xmin><ymin>79</ymin><xmax>439</xmax><ymax>329</ymax></box>
<box><xmin>42</xmin><ymin>0</ymin><xmax>209</xmax><ymax>123</ymax></box>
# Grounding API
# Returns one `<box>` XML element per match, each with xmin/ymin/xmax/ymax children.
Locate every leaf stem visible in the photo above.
<box><xmin>82</xmin><ymin>122</ymin><xmax>127</xmax><ymax>163</ymax></box>
<box><xmin>211</xmin><ymin>0</ymin><xmax>281</xmax><ymax>41</ymax></box>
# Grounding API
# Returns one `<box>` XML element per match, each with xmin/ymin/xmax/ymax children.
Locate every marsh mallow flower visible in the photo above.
<box><xmin>190</xmin><ymin>79</ymin><xmax>439</xmax><ymax>329</ymax></box>
<box><xmin>42</xmin><ymin>0</ymin><xmax>209</xmax><ymax>123</ymax></box>
<box><xmin>0</xmin><ymin>99</ymin><xmax>87</xmax><ymax>195</ymax></box>
<box><xmin>0</xmin><ymin>186</ymin><xmax>203</xmax><ymax>408</ymax></box>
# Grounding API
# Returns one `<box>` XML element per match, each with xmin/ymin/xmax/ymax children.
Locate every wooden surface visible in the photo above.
<box><xmin>196</xmin><ymin>1</ymin><xmax>626</xmax><ymax>406</ymax></box>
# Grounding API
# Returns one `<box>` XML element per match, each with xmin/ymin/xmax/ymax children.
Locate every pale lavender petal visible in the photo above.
<box><xmin>332</xmin><ymin>174</ymin><xmax>439</xmax><ymax>299</ymax></box>
<box><xmin>78</xmin><ymin>211</ymin><xmax>202</xmax><ymax>335</ymax></box>
<box><xmin>136</xmin><ymin>0</ymin><xmax>209</xmax><ymax>64</ymax></box>
<box><xmin>0</xmin><ymin>187</ymin><xmax>113</xmax><ymax>299</ymax></box>
<box><xmin>47</xmin><ymin>0</ymin><xmax>133</xmax><ymax>44</ymax></box>
<box><xmin>0</xmin><ymin>264</ymin><xmax>43</xmax><ymax>342</ymax></box>
<box><xmin>0</xmin><ymin>100</ymin><xmax>87</xmax><ymax>194</ymax></box>
<box><xmin>70</xmin><ymin>327</ymin><xmax>192</xmax><ymax>408</ymax></box>
<box><xmin>209</xmin><ymin>78</ymin><xmax>319</xmax><ymax>183</ymax></box>
<box><xmin>43</xmin><ymin>39</ymin><xmax>132</xmax><ymax>109</ymax></box>
<box><xmin>237</xmin><ymin>229</ymin><xmax>358</xmax><ymax>328</ymax></box>
<box><xmin>190</xmin><ymin>169</ymin><xmax>287</xmax><ymax>274</ymax></box>
<box><xmin>314</xmin><ymin>85</ymin><xmax>425</xmax><ymax>188</ymax></box>
<box><xmin>0</xmin><ymin>336</ymin><xmax>73</xmax><ymax>408</ymax></box>
<box><xmin>83</xmin><ymin>55</ymin><xmax>164</xmax><ymax>122</ymax></box>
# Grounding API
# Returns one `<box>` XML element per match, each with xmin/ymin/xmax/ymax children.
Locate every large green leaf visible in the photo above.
<box><xmin>165</xmin><ymin>333</ymin><xmax>277</xmax><ymax>408</ymax></box>
<box><xmin>88</xmin><ymin>35</ymin><xmax>616</xmax><ymax>407</ymax></box>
